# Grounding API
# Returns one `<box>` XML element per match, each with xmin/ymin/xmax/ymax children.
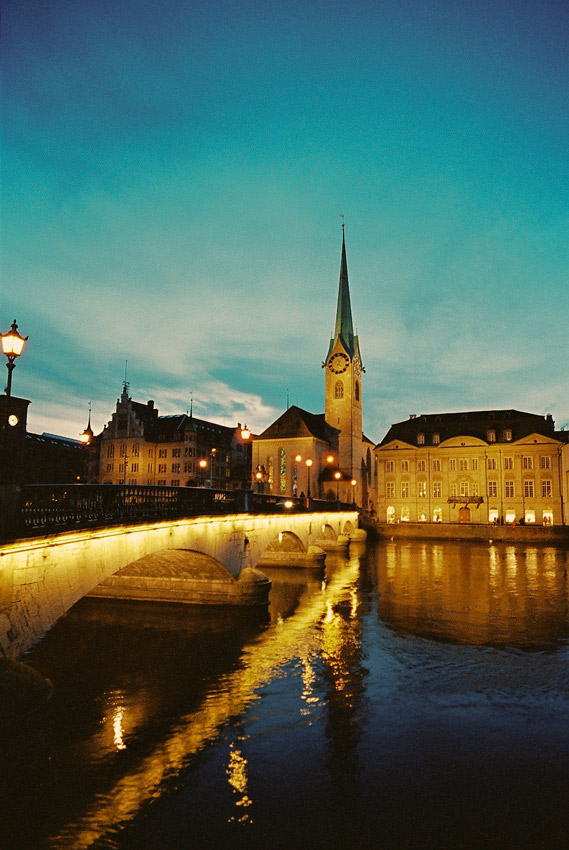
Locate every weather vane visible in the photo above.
<box><xmin>340</xmin><ymin>213</ymin><xmax>345</xmax><ymax>232</ymax></box>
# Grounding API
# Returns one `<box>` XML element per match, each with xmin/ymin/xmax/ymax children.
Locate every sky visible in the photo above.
<box><xmin>2</xmin><ymin>0</ymin><xmax>568</xmax><ymax>443</ymax></box>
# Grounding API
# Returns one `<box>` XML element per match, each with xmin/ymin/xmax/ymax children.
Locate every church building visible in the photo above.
<box><xmin>252</xmin><ymin>230</ymin><xmax>376</xmax><ymax>508</ymax></box>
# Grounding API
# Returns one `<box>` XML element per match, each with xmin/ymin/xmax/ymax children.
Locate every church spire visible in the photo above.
<box><xmin>332</xmin><ymin>225</ymin><xmax>355</xmax><ymax>356</ymax></box>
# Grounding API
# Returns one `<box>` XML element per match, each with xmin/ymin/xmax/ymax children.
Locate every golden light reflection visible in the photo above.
<box><xmin>227</xmin><ymin>744</ymin><xmax>252</xmax><ymax>822</ymax></box>
<box><xmin>50</xmin><ymin>555</ymin><xmax>361</xmax><ymax>849</ymax></box>
<box><xmin>113</xmin><ymin>707</ymin><xmax>126</xmax><ymax>752</ymax></box>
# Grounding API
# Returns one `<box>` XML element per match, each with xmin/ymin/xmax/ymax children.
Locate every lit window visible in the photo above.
<box><xmin>417</xmin><ymin>433</ymin><xmax>425</xmax><ymax>445</ymax></box>
<box><xmin>172</xmin><ymin>448</ymin><xmax>181</xmax><ymax>458</ymax></box>
<box><xmin>158</xmin><ymin>464</ymin><xmax>166</xmax><ymax>473</ymax></box>
<box><xmin>505</xmin><ymin>510</ymin><xmax>516</xmax><ymax>524</ymax></box>
<box><xmin>522</xmin><ymin>456</ymin><xmax>533</xmax><ymax>470</ymax></box>
<box><xmin>504</xmin><ymin>429</ymin><xmax>512</xmax><ymax>441</ymax></box>
<box><xmin>505</xmin><ymin>481</ymin><xmax>515</xmax><ymax>497</ymax></box>
<box><xmin>159</xmin><ymin>448</ymin><xmax>168</xmax><ymax>458</ymax></box>
<box><xmin>387</xmin><ymin>506</ymin><xmax>395</xmax><ymax>523</ymax></box>
<box><xmin>542</xmin><ymin>480</ymin><xmax>552</xmax><ymax>497</ymax></box>
<box><xmin>543</xmin><ymin>510</ymin><xmax>553</xmax><ymax>525</ymax></box>
<box><xmin>540</xmin><ymin>456</ymin><xmax>551</xmax><ymax>469</ymax></box>
<box><xmin>433</xmin><ymin>508</ymin><xmax>442</xmax><ymax>522</ymax></box>
<box><xmin>432</xmin><ymin>433</ymin><xmax>440</xmax><ymax>445</ymax></box>
<box><xmin>487</xmin><ymin>430</ymin><xmax>496</xmax><ymax>442</ymax></box>
<box><xmin>525</xmin><ymin>510</ymin><xmax>535</xmax><ymax>524</ymax></box>
<box><xmin>489</xmin><ymin>509</ymin><xmax>499</xmax><ymax>523</ymax></box>
<box><xmin>418</xmin><ymin>481</ymin><xmax>427</xmax><ymax>498</ymax></box>
<box><xmin>433</xmin><ymin>482</ymin><xmax>441</xmax><ymax>498</ymax></box>
<box><xmin>524</xmin><ymin>480</ymin><xmax>534</xmax><ymax>498</ymax></box>
<box><xmin>172</xmin><ymin>463</ymin><xmax>181</xmax><ymax>473</ymax></box>
<box><xmin>432</xmin><ymin>459</ymin><xmax>441</xmax><ymax>472</ymax></box>
<box><xmin>488</xmin><ymin>481</ymin><xmax>498</xmax><ymax>497</ymax></box>
<box><xmin>401</xmin><ymin>482</ymin><xmax>409</xmax><ymax>498</ymax></box>
<box><xmin>401</xmin><ymin>507</ymin><xmax>410</xmax><ymax>522</ymax></box>
<box><xmin>504</xmin><ymin>457</ymin><xmax>513</xmax><ymax>470</ymax></box>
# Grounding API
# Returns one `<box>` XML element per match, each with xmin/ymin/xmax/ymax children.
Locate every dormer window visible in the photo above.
<box><xmin>503</xmin><ymin>429</ymin><xmax>512</xmax><ymax>441</ymax></box>
<box><xmin>417</xmin><ymin>433</ymin><xmax>425</xmax><ymax>445</ymax></box>
<box><xmin>487</xmin><ymin>430</ymin><xmax>496</xmax><ymax>443</ymax></box>
<box><xmin>432</xmin><ymin>433</ymin><xmax>440</xmax><ymax>445</ymax></box>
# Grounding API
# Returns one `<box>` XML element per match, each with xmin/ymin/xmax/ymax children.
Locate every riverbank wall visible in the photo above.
<box><xmin>363</xmin><ymin>519</ymin><xmax>569</xmax><ymax>546</ymax></box>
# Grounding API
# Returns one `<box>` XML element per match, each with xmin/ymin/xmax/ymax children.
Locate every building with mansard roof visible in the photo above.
<box><xmin>252</xmin><ymin>230</ymin><xmax>376</xmax><ymax>508</ymax></box>
<box><xmin>375</xmin><ymin>408</ymin><xmax>568</xmax><ymax>526</ymax></box>
<box><xmin>97</xmin><ymin>385</ymin><xmax>251</xmax><ymax>489</ymax></box>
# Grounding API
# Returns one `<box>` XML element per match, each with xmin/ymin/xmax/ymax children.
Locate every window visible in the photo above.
<box><xmin>158</xmin><ymin>463</ymin><xmax>167</xmax><ymax>473</ymax></box>
<box><xmin>504</xmin><ymin>457</ymin><xmax>513</xmax><ymax>470</ymax></box>
<box><xmin>184</xmin><ymin>462</ymin><xmax>192</xmax><ymax>473</ymax></box>
<box><xmin>418</xmin><ymin>460</ymin><xmax>426</xmax><ymax>472</ymax></box>
<box><xmin>542</xmin><ymin>480</ymin><xmax>552</xmax><ymax>498</ymax></box>
<box><xmin>387</xmin><ymin>506</ymin><xmax>396</xmax><ymax>523</ymax></box>
<box><xmin>106</xmin><ymin>463</ymin><xmax>114</xmax><ymax>472</ymax></box>
<box><xmin>471</xmin><ymin>458</ymin><xmax>478</xmax><ymax>471</ymax></box>
<box><xmin>148</xmin><ymin>448</ymin><xmax>154</xmax><ymax>458</ymax></box>
<box><xmin>386</xmin><ymin>482</ymin><xmax>395</xmax><ymax>498</ymax></box>
<box><xmin>449</xmin><ymin>459</ymin><xmax>456</xmax><ymax>471</ymax></box>
<box><xmin>119</xmin><ymin>444</ymin><xmax>126</xmax><ymax>457</ymax></box>
<box><xmin>505</xmin><ymin>481</ymin><xmax>515</xmax><ymax>498</ymax></box>
<box><xmin>401</xmin><ymin>507</ymin><xmax>410</xmax><ymax>522</ymax></box>
<box><xmin>401</xmin><ymin>460</ymin><xmax>409</xmax><ymax>472</ymax></box>
<box><xmin>401</xmin><ymin>482</ymin><xmax>409</xmax><ymax>498</ymax></box>
<box><xmin>432</xmin><ymin>433</ymin><xmax>440</xmax><ymax>445</ymax></box>
<box><xmin>147</xmin><ymin>464</ymin><xmax>153</xmax><ymax>473</ymax></box>
<box><xmin>540</xmin><ymin>456</ymin><xmax>551</xmax><ymax>469</ymax></box>
<box><xmin>503</xmin><ymin>429</ymin><xmax>512</xmax><ymax>441</ymax></box>
<box><xmin>524</xmin><ymin>480</ymin><xmax>534</xmax><ymax>498</ymax></box>
<box><xmin>418</xmin><ymin>481</ymin><xmax>427</xmax><ymax>498</ymax></box>
<box><xmin>334</xmin><ymin>380</ymin><xmax>344</xmax><ymax>399</ymax></box>
<box><xmin>487</xmin><ymin>458</ymin><xmax>497</xmax><ymax>471</ymax></box>
<box><xmin>433</xmin><ymin>482</ymin><xmax>442</xmax><ymax>498</ymax></box>
<box><xmin>171</xmin><ymin>480</ymin><xmax>180</xmax><ymax>486</ymax></box>
<box><xmin>487</xmin><ymin>430</ymin><xmax>496</xmax><ymax>442</ymax></box>
<box><xmin>157</xmin><ymin>479</ymin><xmax>166</xmax><ymax>485</ymax></box>
<box><xmin>459</xmin><ymin>458</ymin><xmax>468</xmax><ymax>471</ymax></box>
<box><xmin>131</xmin><ymin>463</ymin><xmax>139</xmax><ymax>472</ymax></box>
<box><xmin>472</xmin><ymin>483</ymin><xmax>479</xmax><ymax>497</ymax></box>
<box><xmin>118</xmin><ymin>463</ymin><xmax>125</xmax><ymax>473</ymax></box>
<box><xmin>107</xmin><ymin>444</ymin><xmax>114</xmax><ymax>458</ymax></box>
<box><xmin>355</xmin><ymin>381</ymin><xmax>360</xmax><ymax>401</ymax></box>
<box><xmin>460</xmin><ymin>481</ymin><xmax>469</xmax><ymax>496</ymax></box>
<box><xmin>159</xmin><ymin>448</ymin><xmax>167</xmax><ymax>458</ymax></box>
<box><xmin>488</xmin><ymin>481</ymin><xmax>498</xmax><ymax>497</ymax></box>
<box><xmin>522</xmin><ymin>456</ymin><xmax>533</xmax><ymax>470</ymax></box>
<box><xmin>172</xmin><ymin>448</ymin><xmax>181</xmax><ymax>458</ymax></box>
<box><xmin>433</xmin><ymin>508</ymin><xmax>442</xmax><ymax>522</ymax></box>
<box><xmin>432</xmin><ymin>459</ymin><xmax>441</xmax><ymax>472</ymax></box>
<box><xmin>385</xmin><ymin>460</ymin><xmax>395</xmax><ymax>473</ymax></box>
<box><xmin>450</xmin><ymin>483</ymin><xmax>457</xmax><ymax>497</ymax></box>
<box><xmin>417</xmin><ymin>433</ymin><xmax>425</xmax><ymax>445</ymax></box>
<box><xmin>172</xmin><ymin>463</ymin><xmax>181</xmax><ymax>473</ymax></box>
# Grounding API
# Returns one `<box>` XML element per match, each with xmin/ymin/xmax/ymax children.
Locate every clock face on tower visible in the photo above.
<box><xmin>328</xmin><ymin>352</ymin><xmax>349</xmax><ymax>374</ymax></box>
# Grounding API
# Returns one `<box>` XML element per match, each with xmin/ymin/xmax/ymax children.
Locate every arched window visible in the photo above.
<box><xmin>355</xmin><ymin>380</ymin><xmax>360</xmax><ymax>401</ymax></box>
<box><xmin>335</xmin><ymin>380</ymin><xmax>344</xmax><ymax>399</ymax></box>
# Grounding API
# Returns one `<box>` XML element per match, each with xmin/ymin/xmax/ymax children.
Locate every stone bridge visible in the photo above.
<box><xmin>0</xmin><ymin>510</ymin><xmax>359</xmax><ymax>659</ymax></box>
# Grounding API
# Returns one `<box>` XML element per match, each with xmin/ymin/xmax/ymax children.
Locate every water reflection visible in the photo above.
<box><xmin>372</xmin><ymin>540</ymin><xmax>569</xmax><ymax>649</ymax></box>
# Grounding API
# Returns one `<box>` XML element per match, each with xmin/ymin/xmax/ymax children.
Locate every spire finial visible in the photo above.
<box><xmin>340</xmin><ymin>213</ymin><xmax>345</xmax><ymax>234</ymax></box>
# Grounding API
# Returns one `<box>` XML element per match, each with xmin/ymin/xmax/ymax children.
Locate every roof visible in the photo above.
<box><xmin>326</xmin><ymin>231</ymin><xmax>358</xmax><ymax>360</ymax></box>
<box><xmin>148</xmin><ymin>413</ymin><xmax>236</xmax><ymax>444</ymax></box>
<box><xmin>377</xmin><ymin>409</ymin><xmax>557</xmax><ymax>448</ymax></box>
<box><xmin>257</xmin><ymin>405</ymin><xmax>338</xmax><ymax>443</ymax></box>
<box><xmin>27</xmin><ymin>432</ymin><xmax>82</xmax><ymax>450</ymax></box>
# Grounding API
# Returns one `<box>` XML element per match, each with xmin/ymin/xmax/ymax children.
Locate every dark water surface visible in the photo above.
<box><xmin>3</xmin><ymin>539</ymin><xmax>569</xmax><ymax>850</ymax></box>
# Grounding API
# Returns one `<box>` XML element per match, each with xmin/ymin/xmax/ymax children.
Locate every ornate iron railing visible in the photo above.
<box><xmin>1</xmin><ymin>484</ymin><xmax>354</xmax><ymax>539</ymax></box>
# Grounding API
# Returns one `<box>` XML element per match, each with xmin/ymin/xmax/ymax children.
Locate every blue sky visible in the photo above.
<box><xmin>2</xmin><ymin>0</ymin><xmax>568</xmax><ymax>442</ymax></box>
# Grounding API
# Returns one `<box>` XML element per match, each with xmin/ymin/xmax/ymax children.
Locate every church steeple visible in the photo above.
<box><xmin>333</xmin><ymin>228</ymin><xmax>355</xmax><ymax>356</ymax></box>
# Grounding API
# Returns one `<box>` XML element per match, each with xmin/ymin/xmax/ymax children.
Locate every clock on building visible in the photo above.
<box><xmin>8</xmin><ymin>415</ymin><xmax>18</xmax><ymax>427</ymax></box>
<box><xmin>328</xmin><ymin>352</ymin><xmax>349</xmax><ymax>374</ymax></box>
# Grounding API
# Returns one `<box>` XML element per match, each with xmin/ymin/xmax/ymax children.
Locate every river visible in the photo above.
<box><xmin>2</xmin><ymin>538</ymin><xmax>569</xmax><ymax>850</ymax></box>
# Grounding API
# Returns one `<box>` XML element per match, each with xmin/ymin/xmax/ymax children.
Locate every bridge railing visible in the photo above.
<box><xmin>0</xmin><ymin>484</ymin><xmax>355</xmax><ymax>540</ymax></box>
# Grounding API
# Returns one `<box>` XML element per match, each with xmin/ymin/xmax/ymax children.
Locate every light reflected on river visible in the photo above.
<box><xmin>373</xmin><ymin>540</ymin><xmax>569</xmax><ymax>648</ymax></box>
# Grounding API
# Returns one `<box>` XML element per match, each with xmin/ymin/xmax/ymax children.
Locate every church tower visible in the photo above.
<box><xmin>324</xmin><ymin>227</ymin><xmax>364</xmax><ymax>482</ymax></box>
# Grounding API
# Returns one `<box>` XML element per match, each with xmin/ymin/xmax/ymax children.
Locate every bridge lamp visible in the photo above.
<box><xmin>283</xmin><ymin>500</ymin><xmax>293</xmax><ymax>509</ymax></box>
<box><xmin>305</xmin><ymin>458</ymin><xmax>313</xmax><ymax>500</ymax></box>
<box><xmin>199</xmin><ymin>458</ymin><xmax>207</xmax><ymax>485</ymax></box>
<box><xmin>1</xmin><ymin>320</ymin><xmax>28</xmax><ymax>397</ymax></box>
<box><xmin>240</xmin><ymin>425</ymin><xmax>250</xmax><ymax>488</ymax></box>
<box><xmin>351</xmin><ymin>478</ymin><xmax>357</xmax><ymax>505</ymax></box>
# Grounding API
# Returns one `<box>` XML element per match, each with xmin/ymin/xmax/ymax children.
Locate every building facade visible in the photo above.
<box><xmin>252</xmin><ymin>231</ymin><xmax>376</xmax><ymax>507</ymax></box>
<box><xmin>97</xmin><ymin>385</ymin><xmax>251</xmax><ymax>489</ymax></box>
<box><xmin>375</xmin><ymin>410</ymin><xmax>567</xmax><ymax>526</ymax></box>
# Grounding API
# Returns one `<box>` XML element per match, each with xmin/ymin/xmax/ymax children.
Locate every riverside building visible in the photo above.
<box><xmin>375</xmin><ymin>409</ymin><xmax>568</xmax><ymax>526</ymax></box>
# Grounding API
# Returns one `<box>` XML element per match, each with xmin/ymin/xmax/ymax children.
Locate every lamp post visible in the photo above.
<box><xmin>210</xmin><ymin>448</ymin><xmax>216</xmax><ymax>487</ymax></box>
<box><xmin>334</xmin><ymin>470</ymin><xmax>342</xmax><ymax>501</ymax></box>
<box><xmin>241</xmin><ymin>425</ymin><xmax>250</xmax><ymax>488</ymax></box>
<box><xmin>199</xmin><ymin>458</ymin><xmax>207</xmax><ymax>486</ymax></box>
<box><xmin>351</xmin><ymin>478</ymin><xmax>357</xmax><ymax>505</ymax></box>
<box><xmin>294</xmin><ymin>454</ymin><xmax>302</xmax><ymax>496</ymax></box>
<box><xmin>1</xmin><ymin>320</ymin><xmax>28</xmax><ymax>397</ymax></box>
<box><xmin>305</xmin><ymin>458</ymin><xmax>313</xmax><ymax>501</ymax></box>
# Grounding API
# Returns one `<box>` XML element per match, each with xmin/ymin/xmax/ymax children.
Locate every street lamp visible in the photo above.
<box><xmin>1</xmin><ymin>320</ymin><xmax>28</xmax><ymax>396</ymax></box>
<box><xmin>210</xmin><ymin>447</ymin><xmax>216</xmax><ymax>487</ymax></box>
<box><xmin>241</xmin><ymin>425</ymin><xmax>250</xmax><ymax>488</ymax></box>
<box><xmin>305</xmin><ymin>458</ymin><xmax>313</xmax><ymax>501</ymax></box>
<box><xmin>351</xmin><ymin>478</ymin><xmax>357</xmax><ymax>505</ymax></box>
<box><xmin>199</xmin><ymin>458</ymin><xmax>207</xmax><ymax>486</ymax></box>
<box><xmin>334</xmin><ymin>470</ymin><xmax>342</xmax><ymax>501</ymax></box>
